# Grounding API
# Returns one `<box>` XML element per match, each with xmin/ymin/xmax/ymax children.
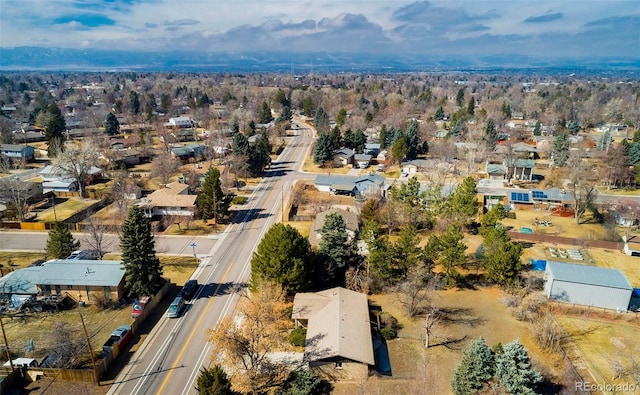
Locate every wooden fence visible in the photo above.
<box><xmin>508</xmin><ymin>231</ymin><xmax>624</xmax><ymax>250</ymax></box>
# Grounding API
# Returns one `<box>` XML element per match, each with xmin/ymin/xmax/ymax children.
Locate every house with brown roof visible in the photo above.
<box><xmin>137</xmin><ymin>182</ymin><xmax>197</xmax><ymax>218</ymax></box>
<box><xmin>292</xmin><ymin>287</ymin><xmax>374</xmax><ymax>380</ymax></box>
<box><xmin>308</xmin><ymin>207</ymin><xmax>359</xmax><ymax>247</ymax></box>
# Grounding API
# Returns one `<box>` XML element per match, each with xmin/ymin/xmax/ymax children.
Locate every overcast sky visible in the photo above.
<box><xmin>1</xmin><ymin>0</ymin><xmax>638</xmax><ymax>59</ymax></box>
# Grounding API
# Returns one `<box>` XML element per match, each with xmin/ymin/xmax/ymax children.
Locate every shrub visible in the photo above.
<box><xmin>289</xmin><ymin>327</ymin><xmax>307</xmax><ymax>347</ymax></box>
<box><xmin>380</xmin><ymin>326</ymin><xmax>397</xmax><ymax>340</ymax></box>
<box><xmin>232</xmin><ymin>195</ymin><xmax>248</xmax><ymax>205</ymax></box>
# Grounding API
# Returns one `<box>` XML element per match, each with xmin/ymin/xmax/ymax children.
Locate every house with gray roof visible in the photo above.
<box><xmin>0</xmin><ymin>260</ymin><xmax>126</xmax><ymax>302</ymax></box>
<box><xmin>544</xmin><ymin>261</ymin><xmax>633</xmax><ymax>311</ymax></box>
<box><xmin>0</xmin><ymin>144</ymin><xmax>35</xmax><ymax>161</ymax></box>
<box><xmin>504</xmin><ymin>158</ymin><xmax>534</xmax><ymax>181</ymax></box>
<box><xmin>314</xmin><ymin>174</ymin><xmax>387</xmax><ymax>198</ymax></box>
<box><xmin>292</xmin><ymin>287</ymin><xmax>374</xmax><ymax>380</ymax></box>
<box><xmin>309</xmin><ymin>208</ymin><xmax>359</xmax><ymax>247</ymax></box>
<box><xmin>332</xmin><ymin>148</ymin><xmax>354</xmax><ymax>167</ymax></box>
<box><xmin>353</xmin><ymin>154</ymin><xmax>372</xmax><ymax>169</ymax></box>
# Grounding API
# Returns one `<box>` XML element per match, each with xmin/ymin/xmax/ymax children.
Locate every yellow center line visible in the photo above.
<box><xmin>156</xmin><ymin>261</ymin><xmax>235</xmax><ymax>394</ymax></box>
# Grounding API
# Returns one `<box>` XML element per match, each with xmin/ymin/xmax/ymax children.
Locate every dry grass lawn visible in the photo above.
<box><xmin>35</xmin><ymin>198</ymin><xmax>98</xmax><ymax>222</ymax></box>
<box><xmin>0</xmin><ymin>252</ymin><xmax>47</xmax><ymax>268</ymax></box>
<box><xmin>556</xmin><ymin>314</ymin><xmax>640</xmax><ymax>390</ymax></box>
<box><xmin>332</xmin><ymin>288</ymin><xmax>564</xmax><ymax>395</ymax></box>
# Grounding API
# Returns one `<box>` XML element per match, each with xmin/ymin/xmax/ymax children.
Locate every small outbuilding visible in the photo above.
<box><xmin>544</xmin><ymin>261</ymin><xmax>633</xmax><ymax>311</ymax></box>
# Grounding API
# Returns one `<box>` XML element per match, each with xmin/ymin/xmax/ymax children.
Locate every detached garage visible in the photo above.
<box><xmin>544</xmin><ymin>261</ymin><xmax>633</xmax><ymax>311</ymax></box>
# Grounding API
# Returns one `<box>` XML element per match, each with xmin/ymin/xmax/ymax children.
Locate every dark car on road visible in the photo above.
<box><xmin>179</xmin><ymin>279</ymin><xmax>198</xmax><ymax>300</ymax></box>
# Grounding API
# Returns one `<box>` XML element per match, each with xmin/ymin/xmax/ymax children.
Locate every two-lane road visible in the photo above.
<box><xmin>107</xmin><ymin>120</ymin><xmax>315</xmax><ymax>394</ymax></box>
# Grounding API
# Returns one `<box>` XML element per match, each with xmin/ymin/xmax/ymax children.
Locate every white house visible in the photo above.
<box><xmin>165</xmin><ymin>117</ymin><xmax>194</xmax><ymax>128</ymax></box>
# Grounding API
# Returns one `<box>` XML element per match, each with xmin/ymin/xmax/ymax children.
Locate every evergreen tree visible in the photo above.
<box><xmin>196</xmin><ymin>167</ymin><xmax>233</xmax><ymax>223</ymax></box>
<box><xmin>434</xmin><ymin>106</ymin><xmax>445</xmax><ymax>121</ymax></box>
<box><xmin>396</xmin><ymin>224</ymin><xmax>422</xmax><ymax>269</ymax></box>
<box><xmin>405</xmin><ymin>119</ymin><xmax>420</xmax><ymax>160</ymax></box>
<box><xmin>273</xmin><ymin>88</ymin><xmax>290</xmax><ymax>108</ymax></box>
<box><xmin>447</xmin><ymin>176</ymin><xmax>478</xmax><ymax>225</ymax></box>
<box><xmin>328</xmin><ymin>126</ymin><xmax>342</xmax><ymax>150</ymax></box>
<box><xmin>495</xmin><ymin>340</ymin><xmax>543</xmax><ymax>395</ymax></box>
<box><xmin>502</xmin><ymin>101</ymin><xmax>512</xmax><ymax>118</ymax></box>
<box><xmin>232</xmin><ymin>131</ymin><xmax>249</xmax><ymax>156</ymax></box>
<box><xmin>568</xmin><ymin>120</ymin><xmax>581</xmax><ymax>135</ymax></box>
<box><xmin>628</xmin><ymin>142</ymin><xmax>640</xmax><ymax>165</ymax></box>
<box><xmin>314</xmin><ymin>106</ymin><xmax>330</xmax><ymax>133</ymax></box>
<box><xmin>120</xmin><ymin>206</ymin><xmax>164</xmax><ymax>297</ymax></box>
<box><xmin>450</xmin><ymin>118</ymin><xmax>465</xmax><ymax>137</ymax></box>
<box><xmin>533</xmin><ymin>121</ymin><xmax>542</xmax><ymax>136</ymax></box>
<box><xmin>366</xmin><ymin>230</ymin><xmax>401</xmax><ymax>286</ymax></box>
<box><xmin>352</xmin><ymin>129</ymin><xmax>367</xmax><ymax>154</ymax></box>
<box><xmin>336</xmin><ymin>108</ymin><xmax>347</xmax><ymax>127</ymax></box>
<box><xmin>276</xmin><ymin>106</ymin><xmax>292</xmax><ymax>124</ymax></box>
<box><xmin>195</xmin><ymin>365</ymin><xmax>236</xmax><ymax>395</ymax></box>
<box><xmin>248</xmin><ymin>133</ymin><xmax>272</xmax><ymax>175</ymax></box>
<box><xmin>451</xmin><ymin>337</ymin><xmax>495</xmax><ymax>395</ymax></box>
<box><xmin>343</xmin><ymin>128</ymin><xmax>355</xmax><ymax>150</ymax></box>
<box><xmin>482</xmin><ymin>227</ymin><xmax>523</xmax><ymax>286</ymax></box>
<box><xmin>432</xmin><ymin>224</ymin><xmax>467</xmax><ymax>286</ymax></box>
<box><xmin>552</xmin><ymin>131</ymin><xmax>570</xmax><ymax>166</ymax></box>
<box><xmin>197</xmin><ymin>93</ymin><xmax>210</xmax><ymax>108</ymax></box>
<box><xmin>44</xmin><ymin>103</ymin><xmax>66</xmax><ymax>158</ymax></box>
<box><xmin>485</xmin><ymin>118</ymin><xmax>497</xmax><ymax>149</ymax></box>
<box><xmin>303</xmin><ymin>96</ymin><xmax>314</xmax><ymax>117</ymax></box>
<box><xmin>456</xmin><ymin>87</ymin><xmax>465</xmax><ymax>107</ymax></box>
<box><xmin>277</xmin><ymin>369</ymin><xmax>323</xmax><ymax>395</ymax></box>
<box><xmin>250</xmin><ymin>223</ymin><xmax>312</xmax><ymax>293</ymax></box>
<box><xmin>104</xmin><ymin>112</ymin><xmax>120</xmax><ymax>136</ymax></box>
<box><xmin>467</xmin><ymin>97</ymin><xmax>476</xmax><ymax>116</ymax></box>
<box><xmin>391</xmin><ymin>136</ymin><xmax>409</xmax><ymax>165</ymax></box>
<box><xmin>312</xmin><ymin>132</ymin><xmax>334</xmax><ymax>165</ymax></box>
<box><xmin>379</xmin><ymin>124</ymin><xmax>388</xmax><ymax>148</ymax></box>
<box><xmin>318</xmin><ymin>213</ymin><xmax>350</xmax><ymax>282</ymax></box>
<box><xmin>259</xmin><ymin>101</ymin><xmax>273</xmax><ymax>124</ymax></box>
<box><xmin>129</xmin><ymin>91</ymin><xmax>140</xmax><ymax>114</ymax></box>
<box><xmin>45</xmin><ymin>221</ymin><xmax>80</xmax><ymax>259</ymax></box>
<box><xmin>160</xmin><ymin>93</ymin><xmax>171</xmax><ymax>113</ymax></box>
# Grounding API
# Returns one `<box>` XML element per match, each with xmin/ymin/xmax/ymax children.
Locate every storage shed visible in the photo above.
<box><xmin>544</xmin><ymin>261</ymin><xmax>633</xmax><ymax>311</ymax></box>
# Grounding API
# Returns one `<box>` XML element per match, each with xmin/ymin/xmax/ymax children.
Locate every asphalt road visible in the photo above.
<box><xmin>0</xmin><ymin>231</ymin><xmax>219</xmax><ymax>257</ymax></box>
<box><xmin>106</xmin><ymin>120</ymin><xmax>314</xmax><ymax>394</ymax></box>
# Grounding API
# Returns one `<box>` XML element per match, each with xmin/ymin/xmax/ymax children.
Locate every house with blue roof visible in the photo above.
<box><xmin>0</xmin><ymin>260</ymin><xmax>126</xmax><ymax>302</ymax></box>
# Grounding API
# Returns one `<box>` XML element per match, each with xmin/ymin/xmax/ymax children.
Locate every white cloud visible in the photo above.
<box><xmin>0</xmin><ymin>0</ymin><xmax>637</xmax><ymax>59</ymax></box>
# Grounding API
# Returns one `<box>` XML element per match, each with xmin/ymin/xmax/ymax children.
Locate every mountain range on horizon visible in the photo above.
<box><xmin>1</xmin><ymin>47</ymin><xmax>639</xmax><ymax>75</ymax></box>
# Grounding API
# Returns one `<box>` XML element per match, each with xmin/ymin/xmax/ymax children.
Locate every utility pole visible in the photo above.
<box><xmin>0</xmin><ymin>317</ymin><xmax>14</xmax><ymax>371</ymax></box>
<box><xmin>79</xmin><ymin>313</ymin><xmax>98</xmax><ymax>383</ymax></box>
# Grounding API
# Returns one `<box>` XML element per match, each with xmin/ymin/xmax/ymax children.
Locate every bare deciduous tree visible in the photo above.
<box><xmin>53</xmin><ymin>141</ymin><xmax>100</xmax><ymax>198</ymax></box>
<box><xmin>0</xmin><ymin>160</ymin><xmax>29</xmax><ymax>221</ymax></box>
<box><xmin>83</xmin><ymin>215</ymin><xmax>113</xmax><ymax>259</ymax></box>
<box><xmin>566</xmin><ymin>156</ymin><xmax>598</xmax><ymax>224</ymax></box>
<box><xmin>150</xmin><ymin>152</ymin><xmax>179</xmax><ymax>186</ymax></box>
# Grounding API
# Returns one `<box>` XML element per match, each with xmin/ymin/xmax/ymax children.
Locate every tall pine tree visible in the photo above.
<box><xmin>120</xmin><ymin>206</ymin><xmax>164</xmax><ymax>297</ymax></box>
<box><xmin>196</xmin><ymin>167</ymin><xmax>232</xmax><ymax>223</ymax></box>
<box><xmin>46</xmin><ymin>221</ymin><xmax>80</xmax><ymax>259</ymax></box>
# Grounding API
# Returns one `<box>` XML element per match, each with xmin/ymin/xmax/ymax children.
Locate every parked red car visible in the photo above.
<box><xmin>131</xmin><ymin>296</ymin><xmax>151</xmax><ymax>318</ymax></box>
